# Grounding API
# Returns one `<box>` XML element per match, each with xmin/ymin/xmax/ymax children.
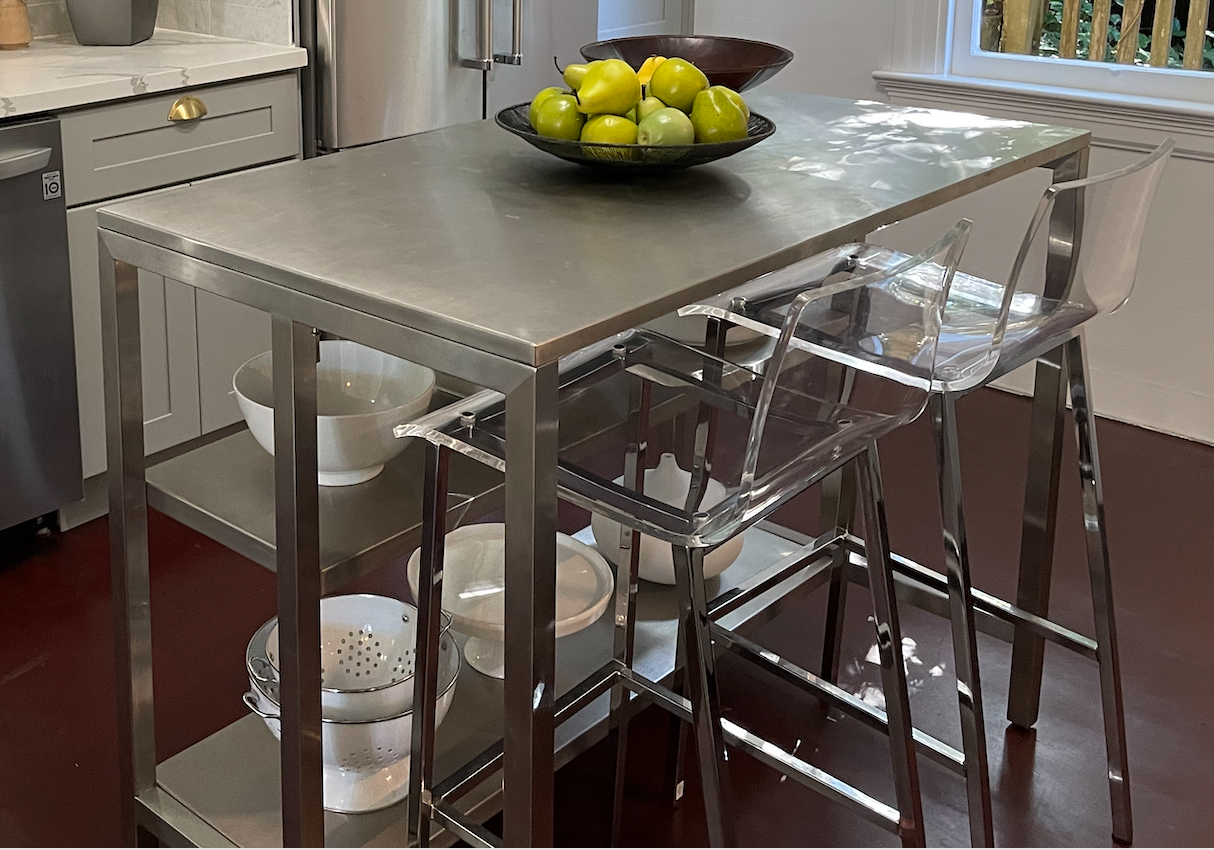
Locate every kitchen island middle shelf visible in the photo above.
<box><xmin>144</xmin><ymin>370</ymin><xmax>730</xmax><ymax>591</ymax></box>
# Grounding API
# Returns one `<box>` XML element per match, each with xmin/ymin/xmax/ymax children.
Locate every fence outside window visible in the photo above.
<box><xmin>980</xmin><ymin>0</ymin><xmax>1214</xmax><ymax>70</ymax></box>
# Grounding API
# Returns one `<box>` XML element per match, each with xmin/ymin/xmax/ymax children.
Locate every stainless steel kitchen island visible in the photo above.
<box><xmin>98</xmin><ymin>91</ymin><xmax>1090</xmax><ymax>847</ymax></box>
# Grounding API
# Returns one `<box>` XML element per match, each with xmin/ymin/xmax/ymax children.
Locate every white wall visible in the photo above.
<box><xmin>696</xmin><ymin>0</ymin><xmax>896</xmax><ymax>100</ymax></box>
<box><xmin>695</xmin><ymin>0</ymin><xmax>1214</xmax><ymax>444</ymax></box>
<box><xmin>600</xmin><ymin>0</ymin><xmax>674</xmax><ymax>37</ymax></box>
<box><xmin>157</xmin><ymin>0</ymin><xmax>293</xmax><ymax>44</ymax></box>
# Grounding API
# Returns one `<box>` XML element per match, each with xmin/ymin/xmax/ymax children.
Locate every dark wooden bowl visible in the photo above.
<box><xmin>496</xmin><ymin>104</ymin><xmax>776</xmax><ymax>171</ymax></box>
<box><xmin>580</xmin><ymin>35</ymin><xmax>794</xmax><ymax>92</ymax></box>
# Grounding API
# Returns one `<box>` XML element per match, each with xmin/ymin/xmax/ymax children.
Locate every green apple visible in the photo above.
<box><xmin>637</xmin><ymin>107</ymin><xmax>694</xmax><ymax>146</ymax></box>
<box><xmin>636</xmin><ymin>95</ymin><xmax>666</xmax><ymax>123</ymax></box>
<box><xmin>529</xmin><ymin>86</ymin><xmax>565</xmax><ymax>129</ymax></box>
<box><xmin>709</xmin><ymin>85</ymin><xmax>750</xmax><ymax>121</ymax></box>
<box><xmin>690</xmin><ymin>87</ymin><xmax>748</xmax><ymax>143</ymax></box>
<box><xmin>575</xmin><ymin>59</ymin><xmax>641</xmax><ymax>116</ymax></box>
<box><xmin>534</xmin><ymin>93</ymin><xmax>585</xmax><ymax>141</ymax></box>
<box><xmin>648</xmin><ymin>57</ymin><xmax>709</xmax><ymax>113</ymax></box>
<box><xmin>580</xmin><ymin>114</ymin><xmax>639</xmax><ymax>144</ymax></box>
<box><xmin>562</xmin><ymin>62</ymin><xmax>592</xmax><ymax>90</ymax></box>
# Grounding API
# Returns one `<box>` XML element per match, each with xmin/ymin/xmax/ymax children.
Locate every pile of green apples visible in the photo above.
<box><xmin>528</xmin><ymin>56</ymin><xmax>751</xmax><ymax>148</ymax></box>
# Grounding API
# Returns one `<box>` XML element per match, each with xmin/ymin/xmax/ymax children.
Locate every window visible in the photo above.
<box><xmin>949</xmin><ymin>0</ymin><xmax>1214</xmax><ymax>101</ymax></box>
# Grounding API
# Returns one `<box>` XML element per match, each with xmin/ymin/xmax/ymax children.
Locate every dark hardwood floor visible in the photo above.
<box><xmin>1</xmin><ymin>387</ymin><xmax>1210</xmax><ymax>846</ymax></box>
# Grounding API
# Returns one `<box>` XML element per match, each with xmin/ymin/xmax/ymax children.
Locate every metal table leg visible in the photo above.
<box><xmin>1008</xmin><ymin>347</ymin><xmax>1067</xmax><ymax>730</ymax></box>
<box><xmin>271</xmin><ymin>316</ymin><xmax>324</xmax><ymax>847</ymax></box>
<box><xmin>1008</xmin><ymin>145</ymin><xmax>1089</xmax><ymax>729</ymax></box>
<box><xmin>502</xmin><ymin>363</ymin><xmax>559</xmax><ymax>846</ymax></box>
<box><xmin>930</xmin><ymin>393</ymin><xmax>994</xmax><ymax>847</ymax></box>
<box><xmin>100</xmin><ymin>245</ymin><xmax>156</xmax><ymax>846</ymax></box>
<box><xmin>1065</xmin><ymin>333</ymin><xmax>1132</xmax><ymax>844</ymax></box>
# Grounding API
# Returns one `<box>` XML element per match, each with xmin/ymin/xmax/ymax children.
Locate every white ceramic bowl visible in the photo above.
<box><xmin>233</xmin><ymin>339</ymin><xmax>436</xmax><ymax>486</ymax></box>
<box><xmin>406</xmin><ymin>523</ymin><xmax>614</xmax><ymax>678</ymax></box>
<box><xmin>590</xmin><ymin>452</ymin><xmax>744</xmax><ymax>585</ymax></box>
<box><xmin>244</xmin><ymin>617</ymin><xmax>460</xmax><ymax>814</ymax></box>
<box><xmin>259</xmin><ymin>594</ymin><xmax>452</xmax><ymax>722</ymax></box>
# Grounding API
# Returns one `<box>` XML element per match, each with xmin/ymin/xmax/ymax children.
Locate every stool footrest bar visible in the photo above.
<box><xmin>713</xmin><ymin>625</ymin><xmax>966</xmax><ymax>773</ymax></box>
<box><xmin>842</xmin><ymin>534</ymin><xmax>1099</xmax><ymax>658</ymax></box>
<box><xmin>615</xmin><ymin>668</ymin><xmax>903</xmax><ymax>835</ymax></box>
<box><xmin>434</xmin><ymin>662</ymin><xmax>623</xmax><ymax>805</ymax></box>
<box><xmin>721</xmin><ymin>718</ymin><xmax>902</xmax><ymax>833</ymax></box>
<box><xmin>430</xmin><ymin>801</ymin><xmax>502</xmax><ymax>848</ymax></box>
<box><xmin>709</xmin><ymin>532</ymin><xmax>841</xmax><ymax>620</ymax></box>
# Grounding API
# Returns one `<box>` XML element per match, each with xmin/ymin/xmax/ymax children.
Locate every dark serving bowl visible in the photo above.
<box><xmin>580</xmin><ymin>35</ymin><xmax>793</xmax><ymax>92</ymax></box>
<box><xmin>495</xmin><ymin>104</ymin><xmax>775</xmax><ymax>172</ymax></box>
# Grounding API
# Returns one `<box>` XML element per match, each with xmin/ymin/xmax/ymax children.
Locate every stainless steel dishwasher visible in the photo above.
<box><xmin>0</xmin><ymin>117</ymin><xmax>81</xmax><ymax>530</ymax></box>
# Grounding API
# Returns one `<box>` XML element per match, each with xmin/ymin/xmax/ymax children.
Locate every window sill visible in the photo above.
<box><xmin>873</xmin><ymin>70</ymin><xmax>1214</xmax><ymax>160</ymax></box>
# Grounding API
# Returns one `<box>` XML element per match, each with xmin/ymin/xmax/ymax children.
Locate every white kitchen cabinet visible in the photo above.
<box><xmin>63</xmin><ymin>71</ymin><xmax>300</xmax><ymax>491</ymax></box>
<box><xmin>68</xmin><ymin>198</ymin><xmax>202</xmax><ymax>479</ymax></box>
<box><xmin>196</xmin><ymin>291</ymin><xmax>271</xmax><ymax>433</ymax></box>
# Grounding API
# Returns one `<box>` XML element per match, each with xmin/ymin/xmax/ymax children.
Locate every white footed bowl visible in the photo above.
<box><xmin>406</xmin><ymin>524</ymin><xmax>614</xmax><ymax>678</ymax></box>
<box><xmin>590</xmin><ymin>452</ymin><xmax>744</xmax><ymax>585</ymax></box>
<box><xmin>234</xmin><ymin>340</ymin><xmax>436</xmax><ymax>486</ymax></box>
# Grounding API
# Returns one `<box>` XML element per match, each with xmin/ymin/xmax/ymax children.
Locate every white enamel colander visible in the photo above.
<box><xmin>256</xmin><ymin>594</ymin><xmax>451</xmax><ymax>722</ymax></box>
<box><xmin>243</xmin><ymin>614</ymin><xmax>460</xmax><ymax>813</ymax></box>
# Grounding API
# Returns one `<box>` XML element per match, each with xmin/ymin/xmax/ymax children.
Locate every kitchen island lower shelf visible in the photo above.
<box><xmin>136</xmin><ymin>526</ymin><xmax>829</xmax><ymax>847</ymax></box>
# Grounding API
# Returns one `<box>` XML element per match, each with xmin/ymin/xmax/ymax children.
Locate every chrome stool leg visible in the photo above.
<box><xmin>819</xmin><ymin>360</ymin><xmax>860</xmax><ymax>684</ymax></box>
<box><xmin>672</xmin><ymin>544</ymin><xmax>736</xmax><ymax>847</ymax></box>
<box><xmin>663</xmin><ymin>322</ymin><xmax>725</xmax><ymax>815</ymax></box>
<box><xmin>856</xmin><ymin>444</ymin><xmax>926</xmax><ymax>848</ymax></box>
<box><xmin>1008</xmin><ymin>345</ymin><xmax>1068</xmax><ymax>728</ymax></box>
<box><xmin>819</xmin><ymin>466</ymin><xmax>857</xmax><ymax>682</ymax></box>
<box><xmin>1065</xmin><ymin>334</ymin><xmax>1132</xmax><ymax>844</ymax></box>
<box><xmin>408</xmin><ymin>442</ymin><xmax>450</xmax><ymax>847</ymax></box>
<box><xmin>930</xmin><ymin>393</ymin><xmax>995</xmax><ymax>847</ymax></box>
<box><xmin>608</xmin><ymin>374</ymin><xmax>651</xmax><ymax>846</ymax></box>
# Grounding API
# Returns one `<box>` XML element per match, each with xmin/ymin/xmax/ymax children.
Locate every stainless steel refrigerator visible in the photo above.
<box><xmin>305</xmin><ymin>0</ymin><xmax>600</xmax><ymax>152</ymax></box>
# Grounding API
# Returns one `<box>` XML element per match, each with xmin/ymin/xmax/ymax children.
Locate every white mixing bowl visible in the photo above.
<box><xmin>233</xmin><ymin>340</ymin><xmax>436</xmax><ymax>486</ymax></box>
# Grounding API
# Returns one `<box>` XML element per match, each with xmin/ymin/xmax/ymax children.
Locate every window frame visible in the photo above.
<box><xmin>948</xmin><ymin>0</ymin><xmax>1214</xmax><ymax>103</ymax></box>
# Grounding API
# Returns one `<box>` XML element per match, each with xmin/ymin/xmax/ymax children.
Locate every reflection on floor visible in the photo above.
<box><xmin>1</xmin><ymin>387</ymin><xmax>1211</xmax><ymax>846</ymax></box>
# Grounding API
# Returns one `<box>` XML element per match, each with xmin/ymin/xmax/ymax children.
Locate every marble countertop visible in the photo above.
<box><xmin>0</xmin><ymin>29</ymin><xmax>306</xmax><ymax>119</ymax></box>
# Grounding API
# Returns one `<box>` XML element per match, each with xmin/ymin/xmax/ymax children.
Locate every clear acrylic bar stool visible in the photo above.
<box><xmin>401</xmin><ymin>222</ymin><xmax>989</xmax><ymax>846</ymax></box>
<box><xmin>685</xmin><ymin>140</ymin><xmax>1173</xmax><ymax>846</ymax></box>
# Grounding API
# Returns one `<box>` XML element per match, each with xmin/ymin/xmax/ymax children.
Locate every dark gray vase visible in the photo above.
<box><xmin>66</xmin><ymin>0</ymin><xmax>158</xmax><ymax>46</ymax></box>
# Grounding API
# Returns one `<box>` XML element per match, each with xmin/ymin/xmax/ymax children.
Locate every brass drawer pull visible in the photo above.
<box><xmin>168</xmin><ymin>95</ymin><xmax>208</xmax><ymax>122</ymax></box>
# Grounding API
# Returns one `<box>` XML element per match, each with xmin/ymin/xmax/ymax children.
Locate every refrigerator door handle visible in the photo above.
<box><xmin>0</xmin><ymin>147</ymin><xmax>51</xmax><ymax>182</ymax></box>
<box><xmin>463</xmin><ymin>0</ymin><xmax>493</xmax><ymax>69</ymax></box>
<box><xmin>493</xmin><ymin>0</ymin><xmax>523</xmax><ymax>65</ymax></box>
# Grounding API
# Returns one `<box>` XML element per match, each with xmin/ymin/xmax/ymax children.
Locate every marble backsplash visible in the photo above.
<box><xmin>28</xmin><ymin>0</ymin><xmax>293</xmax><ymax>45</ymax></box>
<box><xmin>26</xmin><ymin>0</ymin><xmax>71</xmax><ymax>37</ymax></box>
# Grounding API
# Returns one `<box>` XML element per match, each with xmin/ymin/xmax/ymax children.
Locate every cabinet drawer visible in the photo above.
<box><xmin>61</xmin><ymin>73</ymin><xmax>299</xmax><ymax>206</ymax></box>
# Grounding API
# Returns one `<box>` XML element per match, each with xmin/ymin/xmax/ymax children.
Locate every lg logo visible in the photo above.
<box><xmin>42</xmin><ymin>170</ymin><xmax>61</xmax><ymax>201</ymax></box>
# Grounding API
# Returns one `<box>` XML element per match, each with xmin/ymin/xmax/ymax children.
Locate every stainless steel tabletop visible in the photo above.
<box><xmin>96</xmin><ymin>92</ymin><xmax>1088</xmax><ymax>367</ymax></box>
